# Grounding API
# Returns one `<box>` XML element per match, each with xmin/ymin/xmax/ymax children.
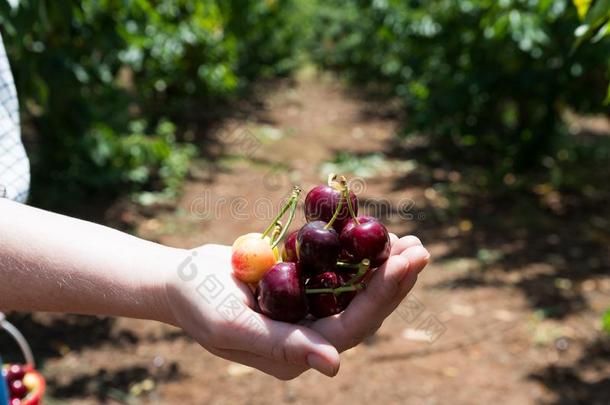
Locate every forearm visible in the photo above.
<box><xmin>0</xmin><ymin>198</ymin><xmax>179</xmax><ymax>323</ymax></box>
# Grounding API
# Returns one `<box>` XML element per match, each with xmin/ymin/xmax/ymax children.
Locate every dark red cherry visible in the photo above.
<box><xmin>297</xmin><ymin>221</ymin><xmax>340</xmax><ymax>276</ymax></box>
<box><xmin>9</xmin><ymin>380</ymin><xmax>27</xmax><ymax>399</ymax></box>
<box><xmin>340</xmin><ymin>216</ymin><xmax>391</xmax><ymax>268</ymax></box>
<box><xmin>306</xmin><ymin>272</ymin><xmax>342</xmax><ymax>318</ymax></box>
<box><xmin>307</xmin><ymin>272</ymin><xmax>356</xmax><ymax>318</ymax></box>
<box><xmin>281</xmin><ymin>230</ymin><xmax>299</xmax><ymax>262</ymax></box>
<box><xmin>258</xmin><ymin>262</ymin><xmax>307</xmax><ymax>323</ymax></box>
<box><xmin>304</xmin><ymin>185</ymin><xmax>358</xmax><ymax>232</ymax></box>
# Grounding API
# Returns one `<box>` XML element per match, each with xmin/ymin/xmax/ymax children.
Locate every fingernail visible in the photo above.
<box><xmin>307</xmin><ymin>353</ymin><xmax>338</xmax><ymax>377</ymax></box>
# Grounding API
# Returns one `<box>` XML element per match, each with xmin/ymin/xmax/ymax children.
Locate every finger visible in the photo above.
<box><xmin>389</xmin><ymin>233</ymin><xmax>399</xmax><ymax>245</ymax></box>
<box><xmin>314</xmin><ymin>245</ymin><xmax>429</xmax><ymax>352</ymax></box>
<box><xmin>208</xmin><ymin>347</ymin><xmax>308</xmax><ymax>381</ymax></box>
<box><xmin>375</xmin><ymin>244</ymin><xmax>431</xmax><ymax>318</ymax></box>
<box><xmin>362</xmin><ymin>243</ymin><xmax>429</xmax><ymax>311</ymax></box>
<box><xmin>217</xmin><ymin>308</ymin><xmax>340</xmax><ymax>377</ymax></box>
<box><xmin>400</xmin><ymin>244</ymin><xmax>430</xmax><ymax>274</ymax></box>
<box><xmin>390</xmin><ymin>235</ymin><xmax>422</xmax><ymax>256</ymax></box>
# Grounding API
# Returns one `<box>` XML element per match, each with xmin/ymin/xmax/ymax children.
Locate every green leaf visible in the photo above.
<box><xmin>571</xmin><ymin>5</ymin><xmax>610</xmax><ymax>53</ymax></box>
<box><xmin>603</xmin><ymin>308</ymin><xmax>610</xmax><ymax>334</ymax></box>
<box><xmin>573</xmin><ymin>0</ymin><xmax>593</xmax><ymax>20</ymax></box>
<box><xmin>592</xmin><ymin>20</ymin><xmax>610</xmax><ymax>40</ymax></box>
<box><xmin>584</xmin><ymin>0</ymin><xmax>610</xmax><ymax>26</ymax></box>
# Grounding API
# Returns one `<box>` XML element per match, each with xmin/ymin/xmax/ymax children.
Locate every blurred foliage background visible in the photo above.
<box><xmin>1</xmin><ymin>0</ymin><xmax>608</xmax><ymax>208</ymax></box>
<box><xmin>310</xmin><ymin>0</ymin><xmax>610</xmax><ymax>193</ymax></box>
<box><xmin>0</xmin><ymin>0</ymin><xmax>608</xmax><ymax>206</ymax></box>
<box><xmin>0</xmin><ymin>0</ymin><xmax>303</xmax><ymax>205</ymax></box>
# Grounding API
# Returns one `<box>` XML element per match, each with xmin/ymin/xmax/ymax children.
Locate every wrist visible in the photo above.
<box><xmin>142</xmin><ymin>245</ymin><xmax>187</xmax><ymax>326</ymax></box>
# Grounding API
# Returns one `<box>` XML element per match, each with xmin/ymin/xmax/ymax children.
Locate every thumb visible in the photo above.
<box><xmin>220</xmin><ymin>309</ymin><xmax>340</xmax><ymax>377</ymax></box>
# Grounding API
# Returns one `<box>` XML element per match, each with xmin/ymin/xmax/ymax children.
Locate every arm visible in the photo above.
<box><xmin>0</xmin><ymin>198</ymin><xmax>174</xmax><ymax>322</ymax></box>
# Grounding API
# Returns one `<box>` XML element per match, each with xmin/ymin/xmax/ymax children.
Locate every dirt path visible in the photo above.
<box><xmin>22</xmin><ymin>73</ymin><xmax>610</xmax><ymax>405</ymax></box>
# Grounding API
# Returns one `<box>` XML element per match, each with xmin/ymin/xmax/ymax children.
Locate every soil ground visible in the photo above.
<box><xmin>4</xmin><ymin>72</ymin><xmax>610</xmax><ymax>405</ymax></box>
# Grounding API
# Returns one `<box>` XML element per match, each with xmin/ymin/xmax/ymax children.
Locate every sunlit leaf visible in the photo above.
<box><xmin>584</xmin><ymin>0</ymin><xmax>610</xmax><ymax>25</ymax></box>
<box><xmin>572</xmin><ymin>0</ymin><xmax>593</xmax><ymax>20</ymax></box>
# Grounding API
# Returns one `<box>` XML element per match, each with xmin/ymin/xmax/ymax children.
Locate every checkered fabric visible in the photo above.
<box><xmin>0</xmin><ymin>32</ymin><xmax>30</xmax><ymax>203</ymax></box>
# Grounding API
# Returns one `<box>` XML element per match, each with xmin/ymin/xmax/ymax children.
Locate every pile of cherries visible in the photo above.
<box><xmin>1</xmin><ymin>364</ymin><xmax>45</xmax><ymax>405</ymax></box>
<box><xmin>232</xmin><ymin>174</ymin><xmax>390</xmax><ymax>323</ymax></box>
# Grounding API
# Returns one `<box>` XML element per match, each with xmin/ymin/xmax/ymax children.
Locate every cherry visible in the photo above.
<box><xmin>232</xmin><ymin>186</ymin><xmax>301</xmax><ymax>283</ymax></box>
<box><xmin>340</xmin><ymin>216</ymin><xmax>391</xmax><ymax>268</ymax></box>
<box><xmin>281</xmin><ymin>230</ymin><xmax>299</xmax><ymax>263</ymax></box>
<box><xmin>5</xmin><ymin>364</ymin><xmax>25</xmax><ymax>382</ymax></box>
<box><xmin>258</xmin><ymin>262</ymin><xmax>307</xmax><ymax>323</ymax></box>
<box><xmin>10</xmin><ymin>398</ymin><xmax>22</xmax><ymax>405</ymax></box>
<box><xmin>306</xmin><ymin>272</ymin><xmax>356</xmax><ymax>318</ymax></box>
<box><xmin>336</xmin><ymin>272</ymin><xmax>357</xmax><ymax>309</ymax></box>
<box><xmin>9</xmin><ymin>380</ymin><xmax>27</xmax><ymax>399</ymax></box>
<box><xmin>307</xmin><ymin>272</ymin><xmax>341</xmax><ymax>318</ymax></box>
<box><xmin>304</xmin><ymin>184</ymin><xmax>358</xmax><ymax>232</ymax></box>
<box><xmin>231</xmin><ymin>232</ymin><xmax>279</xmax><ymax>283</ymax></box>
<box><xmin>297</xmin><ymin>221</ymin><xmax>340</xmax><ymax>276</ymax></box>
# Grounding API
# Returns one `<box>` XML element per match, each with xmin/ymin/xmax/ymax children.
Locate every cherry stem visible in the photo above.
<box><xmin>345</xmin><ymin>259</ymin><xmax>371</xmax><ymax>285</ymax></box>
<box><xmin>341</xmin><ymin>177</ymin><xmax>360</xmax><ymax>225</ymax></box>
<box><xmin>270</xmin><ymin>222</ymin><xmax>283</xmax><ymax>245</ymax></box>
<box><xmin>305</xmin><ymin>283</ymin><xmax>365</xmax><ymax>295</ymax></box>
<box><xmin>324</xmin><ymin>181</ymin><xmax>346</xmax><ymax>230</ymax></box>
<box><xmin>262</xmin><ymin>186</ymin><xmax>301</xmax><ymax>239</ymax></box>
<box><xmin>327</xmin><ymin>173</ymin><xmax>338</xmax><ymax>187</ymax></box>
<box><xmin>336</xmin><ymin>261</ymin><xmax>361</xmax><ymax>268</ymax></box>
<box><xmin>270</xmin><ymin>198</ymin><xmax>298</xmax><ymax>249</ymax></box>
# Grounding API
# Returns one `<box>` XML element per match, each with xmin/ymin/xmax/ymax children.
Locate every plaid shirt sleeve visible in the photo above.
<box><xmin>0</xmin><ymin>32</ymin><xmax>30</xmax><ymax>203</ymax></box>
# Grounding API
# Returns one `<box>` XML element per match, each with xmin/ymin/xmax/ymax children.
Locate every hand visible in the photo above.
<box><xmin>161</xmin><ymin>235</ymin><xmax>429</xmax><ymax>380</ymax></box>
<box><xmin>162</xmin><ymin>244</ymin><xmax>340</xmax><ymax>379</ymax></box>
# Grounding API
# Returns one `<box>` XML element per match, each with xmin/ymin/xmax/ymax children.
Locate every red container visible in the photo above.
<box><xmin>2</xmin><ymin>364</ymin><xmax>46</xmax><ymax>405</ymax></box>
<box><xmin>1</xmin><ymin>314</ymin><xmax>46</xmax><ymax>404</ymax></box>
